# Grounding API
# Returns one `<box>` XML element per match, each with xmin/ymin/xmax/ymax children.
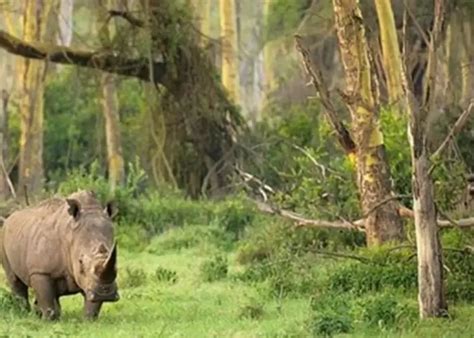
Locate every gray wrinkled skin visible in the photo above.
<box><xmin>0</xmin><ymin>190</ymin><xmax>119</xmax><ymax>320</ymax></box>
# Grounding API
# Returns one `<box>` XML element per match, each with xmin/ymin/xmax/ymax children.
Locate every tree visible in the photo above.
<box><xmin>0</xmin><ymin>0</ymin><xmax>242</xmax><ymax>197</ymax></box>
<box><xmin>374</xmin><ymin>0</ymin><xmax>404</xmax><ymax>104</ymax></box>
<box><xmin>17</xmin><ymin>0</ymin><xmax>57</xmax><ymax>197</ymax></box>
<box><xmin>404</xmin><ymin>0</ymin><xmax>448</xmax><ymax>318</ymax></box>
<box><xmin>98</xmin><ymin>0</ymin><xmax>125</xmax><ymax>190</ymax></box>
<box><xmin>219</xmin><ymin>0</ymin><xmax>240</xmax><ymax>103</ymax></box>
<box><xmin>331</xmin><ymin>0</ymin><xmax>404</xmax><ymax>246</ymax></box>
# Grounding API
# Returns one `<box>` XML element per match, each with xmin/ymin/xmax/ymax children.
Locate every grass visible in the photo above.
<box><xmin>0</xmin><ymin>226</ymin><xmax>473</xmax><ymax>337</ymax></box>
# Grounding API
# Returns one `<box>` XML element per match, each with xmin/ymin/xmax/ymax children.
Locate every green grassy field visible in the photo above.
<box><xmin>1</xmin><ymin>225</ymin><xmax>473</xmax><ymax>338</ymax></box>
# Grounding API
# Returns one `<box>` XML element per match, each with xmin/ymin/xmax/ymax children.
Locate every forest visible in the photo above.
<box><xmin>0</xmin><ymin>0</ymin><xmax>473</xmax><ymax>336</ymax></box>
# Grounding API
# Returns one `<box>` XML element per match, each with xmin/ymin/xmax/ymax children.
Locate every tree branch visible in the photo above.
<box><xmin>431</xmin><ymin>100</ymin><xmax>474</xmax><ymax>159</ymax></box>
<box><xmin>108</xmin><ymin>10</ymin><xmax>145</xmax><ymax>28</ymax></box>
<box><xmin>0</xmin><ymin>30</ymin><xmax>166</xmax><ymax>84</ymax></box>
<box><xmin>294</xmin><ymin>34</ymin><xmax>356</xmax><ymax>155</ymax></box>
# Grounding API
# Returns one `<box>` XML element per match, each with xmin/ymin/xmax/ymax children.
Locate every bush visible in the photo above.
<box><xmin>309</xmin><ymin>314</ymin><xmax>353</xmax><ymax>337</ymax></box>
<box><xmin>119</xmin><ymin>267</ymin><xmax>148</xmax><ymax>288</ymax></box>
<box><xmin>238</xmin><ymin>298</ymin><xmax>265</xmax><ymax>320</ymax></box>
<box><xmin>146</xmin><ymin>225</ymin><xmax>232</xmax><ymax>255</ymax></box>
<box><xmin>327</xmin><ymin>248</ymin><xmax>417</xmax><ymax>295</ymax></box>
<box><xmin>200</xmin><ymin>255</ymin><xmax>228</xmax><ymax>282</ymax></box>
<box><xmin>355</xmin><ymin>293</ymin><xmax>418</xmax><ymax>330</ymax></box>
<box><xmin>154</xmin><ymin>266</ymin><xmax>178</xmax><ymax>284</ymax></box>
<box><xmin>0</xmin><ymin>288</ymin><xmax>28</xmax><ymax>315</ymax></box>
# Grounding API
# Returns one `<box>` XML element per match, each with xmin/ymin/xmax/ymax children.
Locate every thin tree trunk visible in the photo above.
<box><xmin>0</xmin><ymin>90</ymin><xmax>10</xmax><ymax>200</ymax></box>
<box><xmin>98</xmin><ymin>0</ymin><xmax>125</xmax><ymax>190</ymax></box>
<box><xmin>101</xmin><ymin>74</ymin><xmax>125</xmax><ymax>190</ymax></box>
<box><xmin>219</xmin><ymin>0</ymin><xmax>240</xmax><ymax>103</ymax></box>
<box><xmin>17</xmin><ymin>0</ymin><xmax>56</xmax><ymax>198</ymax></box>
<box><xmin>403</xmin><ymin>0</ymin><xmax>448</xmax><ymax>318</ymax></box>
<box><xmin>332</xmin><ymin>0</ymin><xmax>403</xmax><ymax>246</ymax></box>
<box><xmin>375</xmin><ymin>0</ymin><xmax>404</xmax><ymax>104</ymax></box>
<box><xmin>460</xmin><ymin>18</ymin><xmax>473</xmax><ymax>108</ymax></box>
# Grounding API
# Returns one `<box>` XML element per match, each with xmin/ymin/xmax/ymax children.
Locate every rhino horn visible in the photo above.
<box><xmin>100</xmin><ymin>242</ymin><xmax>117</xmax><ymax>281</ymax></box>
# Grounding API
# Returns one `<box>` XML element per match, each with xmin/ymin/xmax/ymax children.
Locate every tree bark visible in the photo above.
<box><xmin>17</xmin><ymin>0</ymin><xmax>55</xmax><ymax>198</ymax></box>
<box><xmin>375</xmin><ymin>0</ymin><xmax>404</xmax><ymax>104</ymax></box>
<box><xmin>460</xmin><ymin>18</ymin><xmax>473</xmax><ymax>108</ymax></box>
<box><xmin>219</xmin><ymin>0</ymin><xmax>240</xmax><ymax>103</ymax></box>
<box><xmin>403</xmin><ymin>0</ymin><xmax>448</xmax><ymax>318</ymax></box>
<box><xmin>101</xmin><ymin>74</ymin><xmax>125</xmax><ymax>190</ymax></box>
<box><xmin>98</xmin><ymin>0</ymin><xmax>125</xmax><ymax>191</ymax></box>
<box><xmin>332</xmin><ymin>0</ymin><xmax>403</xmax><ymax>246</ymax></box>
<box><xmin>0</xmin><ymin>90</ymin><xmax>10</xmax><ymax>201</ymax></box>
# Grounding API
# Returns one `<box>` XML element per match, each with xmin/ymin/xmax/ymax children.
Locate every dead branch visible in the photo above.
<box><xmin>108</xmin><ymin>10</ymin><xmax>145</xmax><ymax>28</ymax></box>
<box><xmin>362</xmin><ymin>195</ymin><xmax>410</xmax><ymax>218</ymax></box>
<box><xmin>253</xmin><ymin>199</ymin><xmax>364</xmax><ymax>231</ymax></box>
<box><xmin>252</xmin><ymin>198</ymin><xmax>474</xmax><ymax>232</ymax></box>
<box><xmin>0</xmin><ymin>30</ymin><xmax>166</xmax><ymax>84</ymax></box>
<box><xmin>431</xmin><ymin>100</ymin><xmax>474</xmax><ymax>160</ymax></box>
<box><xmin>294</xmin><ymin>35</ymin><xmax>356</xmax><ymax>155</ymax></box>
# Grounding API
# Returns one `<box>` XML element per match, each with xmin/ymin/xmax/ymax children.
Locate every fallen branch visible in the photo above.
<box><xmin>108</xmin><ymin>10</ymin><xmax>145</xmax><ymax>27</ymax></box>
<box><xmin>253</xmin><ymin>199</ymin><xmax>364</xmax><ymax>231</ymax></box>
<box><xmin>252</xmin><ymin>199</ymin><xmax>474</xmax><ymax>231</ymax></box>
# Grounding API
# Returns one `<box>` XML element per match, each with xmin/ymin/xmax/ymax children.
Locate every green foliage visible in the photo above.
<box><xmin>0</xmin><ymin>288</ymin><xmax>28</xmax><ymax>315</ymax></box>
<box><xmin>310</xmin><ymin>314</ymin><xmax>353</xmax><ymax>337</ymax></box>
<box><xmin>327</xmin><ymin>248</ymin><xmax>417</xmax><ymax>295</ymax></box>
<box><xmin>265</xmin><ymin>0</ymin><xmax>312</xmax><ymax>42</ymax></box>
<box><xmin>154</xmin><ymin>266</ymin><xmax>178</xmax><ymax>284</ymax></box>
<box><xmin>238</xmin><ymin>298</ymin><xmax>265</xmax><ymax>320</ymax></box>
<box><xmin>119</xmin><ymin>267</ymin><xmax>148</xmax><ymax>288</ymax></box>
<box><xmin>200</xmin><ymin>255</ymin><xmax>228</xmax><ymax>282</ymax></box>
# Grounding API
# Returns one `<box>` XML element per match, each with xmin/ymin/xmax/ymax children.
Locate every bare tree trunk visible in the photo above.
<box><xmin>332</xmin><ymin>0</ymin><xmax>404</xmax><ymax>246</ymax></box>
<box><xmin>403</xmin><ymin>0</ymin><xmax>448</xmax><ymax>318</ymax></box>
<box><xmin>0</xmin><ymin>90</ymin><xmax>10</xmax><ymax>201</ymax></box>
<box><xmin>219</xmin><ymin>0</ymin><xmax>240</xmax><ymax>103</ymax></box>
<box><xmin>375</xmin><ymin>0</ymin><xmax>404</xmax><ymax>104</ymax></box>
<box><xmin>460</xmin><ymin>18</ymin><xmax>473</xmax><ymax>108</ymax></box>
<box><xmin>17</xmin><ymin>0</ymin><xmax>56</xmax><ymax>198</ymax></box>
<box><xmin>98</xmin><ymin>0</ymin><xmax>125</xmax><ymax>190</ymax></box>
<box><xmin>101</xmin><ymin>74</ymin><xmax>125</xmax><ymax>190</ymax></box>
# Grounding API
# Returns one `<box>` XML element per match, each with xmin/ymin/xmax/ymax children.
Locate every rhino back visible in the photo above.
<box><xmin>2</xmin><ymin>198</ymin><xmax>70</xmax><ymax>285</ymax></box>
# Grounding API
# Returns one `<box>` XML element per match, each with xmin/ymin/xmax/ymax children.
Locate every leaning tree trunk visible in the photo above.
<box><xmin>332</xmin><ymin>0</ymin><xmax>404</xmax><ymax>246</ymax></box>
<box><xmin>17</xmin><ymin>0</ymin><xmax>55</xmax><ymax>198</ymax></box>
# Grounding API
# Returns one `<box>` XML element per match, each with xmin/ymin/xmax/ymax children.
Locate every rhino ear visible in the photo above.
<box><xmin>66</xmin><ymin>199</ymin><xmax>81</xmax><ymax>219</ymax></box>
<box><xmin>104</xmin><ymin>201</ymin><xmax>118</xmax><ymax>219</ymax></box>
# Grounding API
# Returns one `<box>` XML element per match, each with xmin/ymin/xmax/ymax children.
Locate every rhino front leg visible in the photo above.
<box><xmin>84</xmin><ymin>300</ymin><xmax>103</xmax><ymax>320</ymax></box>
<box><xmin>30</xmin><ymin>274</ymin><xmax>60</xmax><ymax>320</ymax></box>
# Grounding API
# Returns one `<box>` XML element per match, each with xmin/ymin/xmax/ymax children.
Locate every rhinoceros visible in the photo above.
<box><xmin>0</xmin><ymin>190</ymin><xmax>119</xmax><ymax>320</ymax></box>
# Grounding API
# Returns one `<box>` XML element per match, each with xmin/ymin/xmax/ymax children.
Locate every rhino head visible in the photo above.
<box><xmin>66</xmin><ymin>196</ymin><xmax>120</xmax><ymax>303</ymax></box>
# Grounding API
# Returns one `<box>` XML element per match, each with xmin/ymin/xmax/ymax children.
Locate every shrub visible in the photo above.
<box><xmin>309</xmin><ymin>314</ymin><xmax>353</xmax><ymax>337</ymax></box>
<box><xmin>238</xmin><ymin>298</ymin><xmax>265</xmax><ymax>320</ymax></box>
<box><xmin>154</xmin><ymin>267</ymin><xmax>178</xmax><ymax>284</ymax></box>
<box><xmin>119</xmin><ymin>267</ymin><xmax>148</xmax><ymax>288</ymax></box>
<box><xmin>327</xmin><ymin>247</ymin><xmax>417</xmax><ymax>295</ymax></box>
<box><xmin>0</xmin><ymin>288</ymin><xmax>28</xmax><ymax>315</ymax></box>
<box><xmin>355</xmin><ymin>293</ymin><xmax>418</xmax><ymax>330</ymax></box>
<box><xmin>200</xmin><ymin>255</ymin><xmax>228</xmax><ymax>282</ymax></box>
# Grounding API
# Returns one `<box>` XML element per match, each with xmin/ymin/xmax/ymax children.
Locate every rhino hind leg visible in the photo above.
<box><xmin>84</xmin><ymin>299</ymin><xmax>103</xmax><ymax>320</ymax></box>
<box><xmin>30</xmin><ymin>274</ymin><xmax>60</xmax><ymax>320</ymax></box>
<box><xmin>2</xmin><ymin>256</ymin><xmax>30</xmax><ymax>310</ymax></box>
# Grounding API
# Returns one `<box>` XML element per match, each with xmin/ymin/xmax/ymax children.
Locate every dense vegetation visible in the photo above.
<box><xmin>0</xmin><ymin>0</ymin><xmax>473</xmax><ymax>336</ymax></box>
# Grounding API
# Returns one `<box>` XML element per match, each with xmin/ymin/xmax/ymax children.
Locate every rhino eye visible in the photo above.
<box><xmin>79</xmin><ymin>258</ymin><xmax>85</xmax><ymax>274</ymax></box>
